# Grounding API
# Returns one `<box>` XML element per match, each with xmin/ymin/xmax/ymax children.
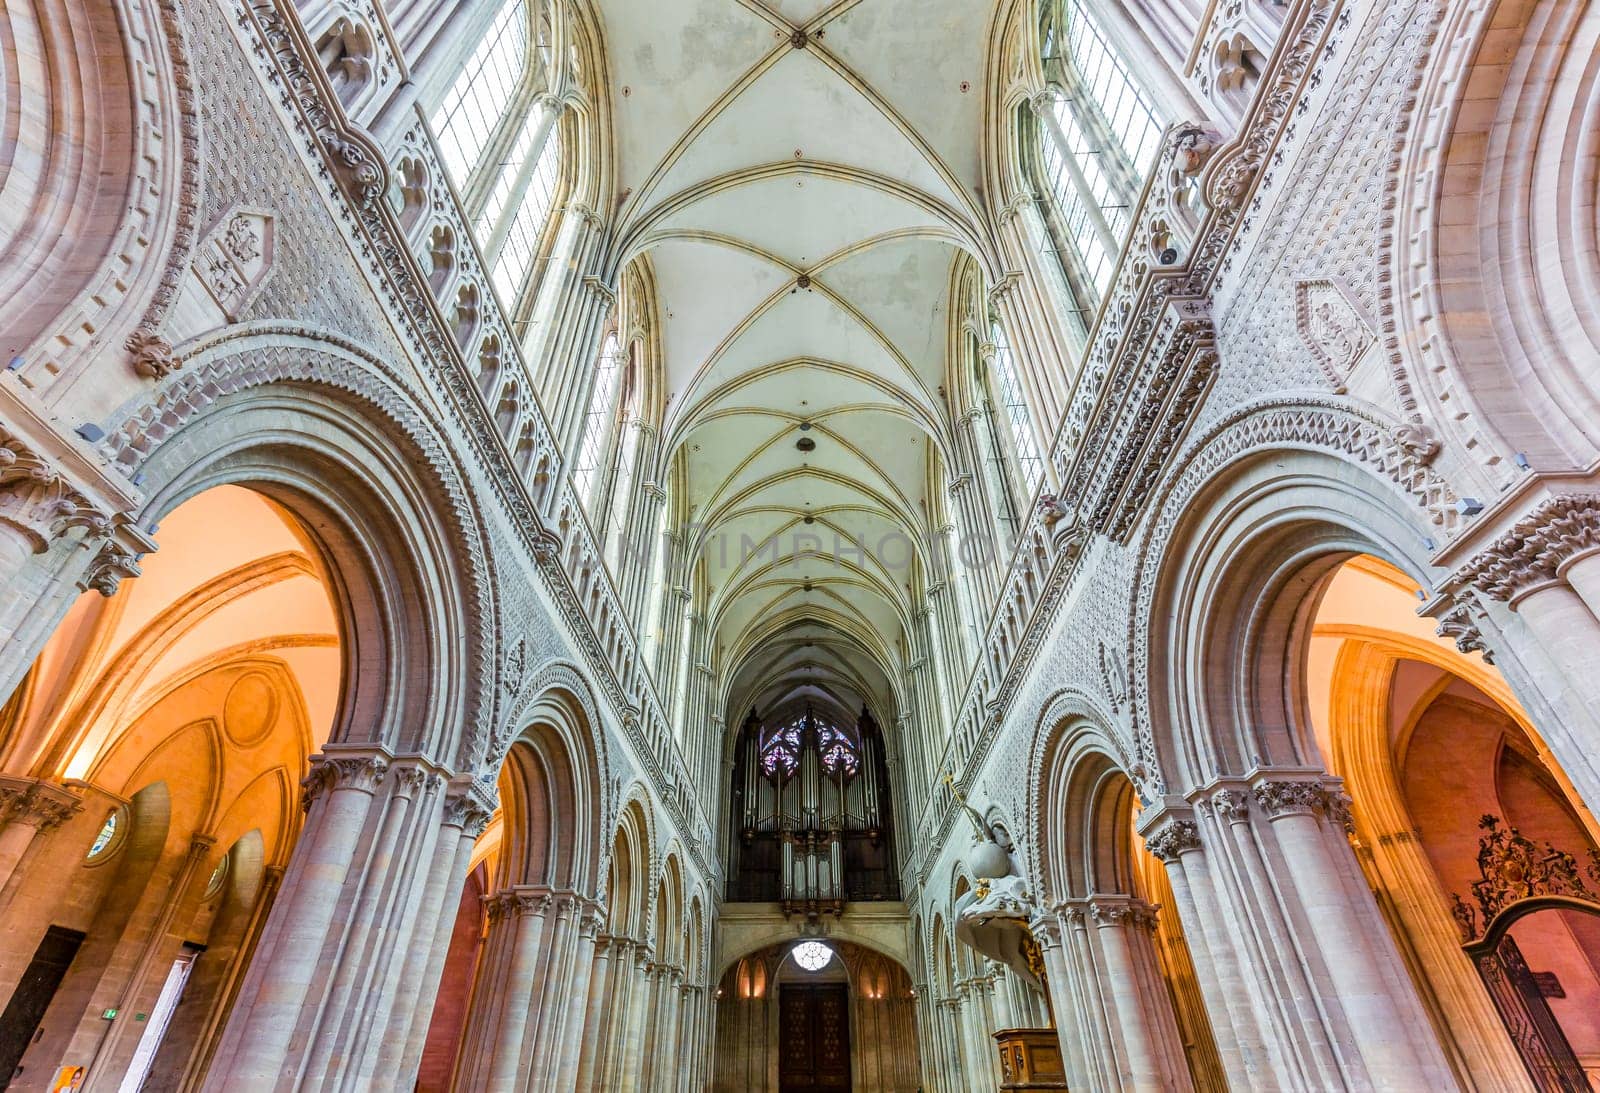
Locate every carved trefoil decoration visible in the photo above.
<box><xmin>193</xmin><ymin>205</ymin><xmax>277</xmax><ymax>321</ymax></box>
<box><xmin>1295</xmin><ymin>278</ymin><xmax>1375</xmax><ymax>393</ymax></box>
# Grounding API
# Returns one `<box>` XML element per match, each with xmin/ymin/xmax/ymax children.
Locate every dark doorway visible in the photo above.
<box><xmin>779</xmin><ymin>982</ymin><xmax>850</xmax><ymax>1093</ymax></box>
<box><xmin>0</xmin><ymin>925</ymin><xmax>87</xmax><ymax>1084</ymax></box>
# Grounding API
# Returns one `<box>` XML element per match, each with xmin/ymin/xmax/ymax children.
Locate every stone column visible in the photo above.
<box><xmin>0</xmin><ymin>775</ymin><xmax>81</xmax><ymax>896</ymax></box>
<box><xmin>573</xmin><ymin>934</ymin><xmax>614</xmax><ymax>1091</ymax></box>
<box><xmin>1089</xmin><ymin>897</ymin><xmax>1194</xmax><ymax>1091</ymax></box>
<box><xmin>1184</xmin><ymin>775</ymin><xmax>1456</xmax><ymax>1092</ymax></box>
<box><xmin>386</xmin><ymin>780</ymin><xmax>496</xmax><ymax>1085</ymax></box>
<box><xmin>452</xmin><ymin>886</ymin><xmax>553</xmax><ymax>1091</ymax></box>
<box><xmin>617</xmin><ymin>947</ymin><xmax>654</xmax><ymax>1093</ymax></box>
<box><xmin>1140</xmin><ymin>808</ymin><xmax>1262</xmax><ymax>1087</ymax></box>
<box><xmin>204</xmin><ymin>749</ymin><xmax>391</xmax><ymax>1088</ymax></box>
<box><xmin>1031</xmin><ymin>912</ymin><xmax>1091</xmax><ymax>1091</ymax></box>
<box><xmin>1253</xmin><ymin>777</ymin><xmax>1450</xmax><ymax>1090</ymax></box>
<box><xmin>299</xmin><ymin>762</ymin><xmax>446</xmax><ymax>1084</ymax></box>
<box><xmin>936</xmin><ymin>997</ymin><xmax>965</xmax><ymax>1093</ymax></box>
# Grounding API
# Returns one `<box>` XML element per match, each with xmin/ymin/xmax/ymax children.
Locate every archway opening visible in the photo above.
<box><xmin>713</xmin><ymin>938</ymin><xmax>920</xmax><ymax>1093</ymax></box>
<box><xmin>0</xmin><ymin>484</ymin><xmax>341</xmax><ymax>1089</ymax></box>
<box><xmin>1306</xmin><ymin>553</ymin><xmax>1600</xmax><ymax>1089</ymax></box>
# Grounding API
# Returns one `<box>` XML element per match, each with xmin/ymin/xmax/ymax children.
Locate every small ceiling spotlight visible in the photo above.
<box><xmin>797</xmin><ymin>436</ymin><xmax>816</xmax><ymax>452</ymax></box>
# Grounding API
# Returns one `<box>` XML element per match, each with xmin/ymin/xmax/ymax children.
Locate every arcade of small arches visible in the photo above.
<box><xmin>1</xmin><ymin>0</ymin><xmax>1599</xmax><ymax>1089</ymax></box>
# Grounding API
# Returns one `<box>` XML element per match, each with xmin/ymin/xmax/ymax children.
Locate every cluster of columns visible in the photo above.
<box><xmin>204</xmin><ymin>745</ymin><xmax>495</xmax><ymax>1090</ymax></box>
<box><xmin>1124</xmin><ymin>770</ymin><xmax>1458</xmax><ymax>1092</ymax></box>
<box><xmin>1029</xmin><ymin>897</ymin><xmax>1191</xmax><ymax>1092</ymax></box>
<box><xmin>453</xmin><ymin>888</ymin><xmax>602</xmax><ymax>1090</ymax></box>
<box><xmin>573</xmin><ymin>933</ymin><xmax>709</xmax><ymax>1092</ymax></box>
<box><xmin>917</xmin><ymin>963</ymin><xmax>1047</xmax><ymax>1093</ymax></box>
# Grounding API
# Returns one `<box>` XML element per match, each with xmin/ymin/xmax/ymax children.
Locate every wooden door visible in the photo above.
<box><xmin>779</xmin><ymin>983</ymin><xmax>851</xmax><ymax>1093</ymax></box>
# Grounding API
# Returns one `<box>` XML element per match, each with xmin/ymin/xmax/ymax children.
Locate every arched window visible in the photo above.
<box><xmin>1035</xmin><ymin>0</ymin><xmax>1163</xmax><ymax>299</ymax></box>
<box><xmin>986</xmin><ymin>321</ymin><xmax>1044</xmax><ymax>497</ymax></box>
<box><xmin>488</xmin><ymin>123</ymin><xmax>563</xmax><ymax>303</ymax></box>
<box><xmin>601</xmin><ymin>359</ymin><xmax>640</xmax><ymax>567</ymax></box>
<box><xmin>572</xmin><ymin>332</ymin><xmax>623</xmax><ymax>508</ymax></box>
<box><xmin>430</xmin><ymin>0</ymin><xmax>530</xmax><ymax>187</ymax></box>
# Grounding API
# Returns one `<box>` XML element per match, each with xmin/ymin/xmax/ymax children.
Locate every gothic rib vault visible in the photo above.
<box><xmin>599</xmin><ymin>0</ymin><xmax>993</xmax><ymax>736</ymax></box>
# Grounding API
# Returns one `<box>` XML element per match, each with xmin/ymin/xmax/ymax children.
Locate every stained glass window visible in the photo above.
<box><xmin>87</xmin><ymin>809</ymin><xmax>119</xmax><ymax>859</ymax></box>
<box><xmin>817</xmin><ymin>721</ymin><xmax>860</xmax><ymax>777</ymax></box>
<box><xmin>759</xmin><ymin>719</ymin><xmax>802</xmax><ymax>778</ymax></box>
<box><xmin>757</xmin><ymin>711</ymin><xmax>860</xmax><ymax>780</ymax></box>
<box><xmin>792</xmin><ymin>940</ymin><xmax>833</xmax><ymax>971</ymax></box>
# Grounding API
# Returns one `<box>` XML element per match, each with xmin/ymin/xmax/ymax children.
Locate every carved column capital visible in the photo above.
<box><xmin>443</xmin><ymin>778</ymin><xmax>498</xmax><ymax>836</ymax></box>
<box><xmin>1457</xmin><ymin>494</ymin><xmax>1600</xmax><ymax>602</ymax></box>
<box><xmin>0</xmin><ymin>436</ymin><xmax>115</xmax><ymax>553</ymax></box>
<box><xmin>1143</xmin><ymin>818</ymin><xmax>1202</xmax><ymax>862</ymax></box>
<box><xmin>300</xmin><ymin>750</ymin><xmax>390</xmax><ymax>810</ymax></box>
<box><xmin>1089</xmin><ymin>897</ymin><xmax>1159</xmax><ymax>932</ymax></box>
<box><xmin>1254</xmin><ymin>777</ymin><xmax>1331</xmax><ymax>819</ymax></box>
<box><xmin>0</xmin><ymin>776</ymin><xmax>82</xmax><ymax>833</ymax></box>
<box><xmin>1209</xmin><ymin>787</ymin><xmax>1250</xmax><ymax>823</ymax></box>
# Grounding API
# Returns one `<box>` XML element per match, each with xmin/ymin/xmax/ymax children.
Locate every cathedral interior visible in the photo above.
<box><xmin>2</xmin><ymin>0</ymin><xmax>1600</xmax><ymax>1088</ymax></box>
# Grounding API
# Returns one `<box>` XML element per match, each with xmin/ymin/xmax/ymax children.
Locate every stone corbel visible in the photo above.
<box><xmin>77</xmin><ymin>518</ymin><xmax>159</xmax><ymax>598</ymax></box>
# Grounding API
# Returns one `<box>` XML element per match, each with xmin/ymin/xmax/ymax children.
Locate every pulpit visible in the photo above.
<box><xmin>994</xmin><ymin>1028</ymin><xmax>1068</xmax><ymax>1090</ymax></box>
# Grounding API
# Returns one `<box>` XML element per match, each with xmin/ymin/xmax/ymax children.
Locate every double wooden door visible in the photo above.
<box><xmin>779</xmin><ymin>983</ymin><xmax>851</xmax><ymax>1093</ymax></box>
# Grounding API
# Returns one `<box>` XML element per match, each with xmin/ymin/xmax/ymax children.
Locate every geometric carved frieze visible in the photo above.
<box><xmin>1295</xmin><ymin>278</ymin><xmax>1375</xmax><ymax>393</ymax></box>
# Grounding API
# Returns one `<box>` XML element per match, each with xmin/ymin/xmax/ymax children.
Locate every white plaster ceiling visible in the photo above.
<box><xmin>595</xmin><ymin>0</ymin><xmax>995</xmax><ymax>731</ymax></box>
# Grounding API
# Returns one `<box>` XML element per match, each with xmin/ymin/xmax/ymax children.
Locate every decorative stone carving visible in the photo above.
<box><xmin>0</xmin><ymin>776</ymin><xmax>82</xmax><ymax>833</ymax></box>
<box><xmin>1089</xmin><ymin>898</ymin><xmax>1159</xmax><ymax>931</ymax></box>
<box><xmin>125</xmin><ymin>329</ymin><xmax>183</xmax><ymax>379</ymax></box>
<box><xmin>1458</xmin><ymin>495</ymin><xmax>1600</xmax><ymax>602</ymax></box>
<box><xmin>1252</xmin><ymin>780</ymin><xmax>1328</xmax><ymax>817</ymax></box>
<box><xmin>1144</xmin><ymin>819</ymin><xmax>1201</xmax><ymax>862</ymax></box>
<box><xmin>1294</xmin><ymin>278</ymin><xmax>1375</xmax><ymax>392</ymax></box>
<box><xmin>193</xmin><ymin>205</ymin><xmax>277</xmax><ymax>320</ymax></box>
<box><xmin>444</xmin><ymin>785</ymin><xmax>497</xmax><ymax>837</ymax></box>
<box><xmin>0</xmin><ymin>435</ymin><xmax>113</xmax><ymax>552</ymax></box>
<box><xmin>1435</xmin><ymin>598</ymin><xmax>1494</xmax><ymax>663</ymax></box>
<box><xmin>301</xmin><ymin>754</ymin><xmax>390</xmax><ymax>810</ymax></box>
<box><xmin>1211</xmin><ymin>789</ymin><xmax>1250</xmax><ymax>822</ymax></box>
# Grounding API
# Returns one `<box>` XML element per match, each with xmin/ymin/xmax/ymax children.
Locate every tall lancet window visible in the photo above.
<box><xmin>572</xmin><ymin>332</ymin><xmax>623</xmax><ymax>509</ymax></box>
<box><xmin>430</xmin><ymin>0</ymin><xmax>565</xmax><ymax>313</ymax></box>
<box><xmin>986</xmin><ymin>320</ymin><xmax>1044</xmax><ymax>496</ymax></box>
<box><xmin>1035</xmin><ymin>0</ymin><xmax>1163</xmax><ymax>299</ymax></box>
<box><xmin>430</xmin><ymin>0</ymin><xmax>530</xmax><ymax>187</ymax></box>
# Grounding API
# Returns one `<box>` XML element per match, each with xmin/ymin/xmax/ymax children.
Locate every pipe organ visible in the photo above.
<box><xmin>730</xmin><ymin>705</ymin><xmax>898</xmax><ymax>913</ymax></box>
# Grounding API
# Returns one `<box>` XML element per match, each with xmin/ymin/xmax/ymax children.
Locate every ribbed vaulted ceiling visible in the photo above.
<box><xmin>597</xmin><ymin>0</ymin><xmax>996</xmax><ymax>735</ymax></box>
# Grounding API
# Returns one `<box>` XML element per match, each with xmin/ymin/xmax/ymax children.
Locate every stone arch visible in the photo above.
<box><xmin>1132</xmin><ymin>401</ymin><xmax>1453</xmax><ymax>795</ymax></box>
<box><xmin>1388</xmin><ymin>0</ymin><xmax>1600</xmax><ymax>481</ymax></box>
<box><xmin>497</xmin><ymin>674</ymin><xmax>606</xmax><ymax>896</ymax></box>
<box><xmin>500</xmin><ymin>657</ymin><xmax>610</xmax><ymax>774</ymax></box>
<box><xmin>99</xmin><ymin>333</ymin><xmax>496</xmax><ymax>772</ymax></box>
<box><xmin>1026</xmin><ymin>689</ymin><xmax>1125</xmax><ymax>896</ymax></box>
<box><xmin>1031</xmin><ymin>710</ymin><xmax>1136</xmax><ymax>903</ymax></box>
<box><xmin>0</xmin><ymin>0</ymin><xmax>200</xmax><ymax>393</ymax></box>
<box><xmin>606</xmin><ymin>794</ymin><xmax>652</xmax><ymax>940</ymax></box>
